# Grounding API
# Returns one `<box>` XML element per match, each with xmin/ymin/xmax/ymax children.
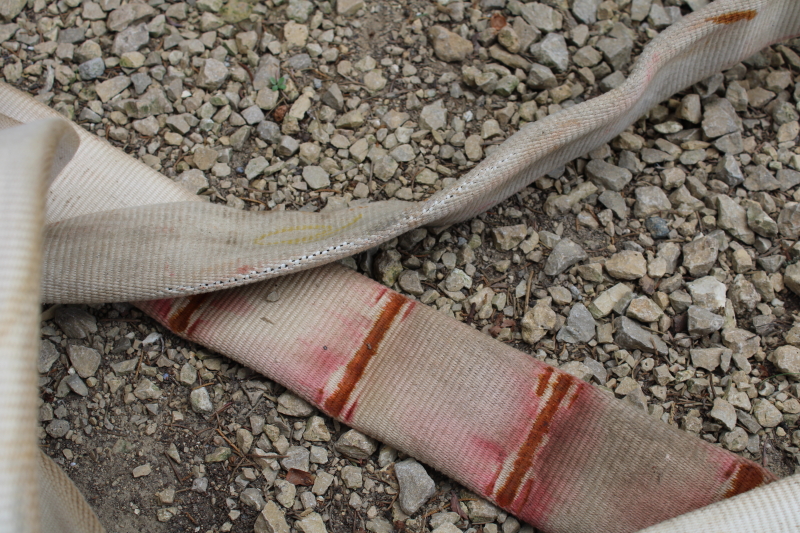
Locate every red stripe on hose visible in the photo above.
<box><xmin>323</xmin><ymin>291</ymin><xmax>406</xmax><ymax>418</ymax></box>
<box><xmin>495</xmin><ymin>371</ymin><xmax>574</xmax><ymax>509</ymax></box>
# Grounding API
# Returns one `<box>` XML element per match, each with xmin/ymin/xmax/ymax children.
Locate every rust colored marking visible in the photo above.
<box><xmin>323</xmin><ymin>291</ymin><xmax>406</xmax><ymax>417</ymax></box>
<box><xmin>401</xmin><ymin>300</ymin><xmax>416</xmax><ymax>321</ymax></box>
<box><xmin>168</xmin><ymin>293</ymin><xmax>210</xmax><ymax>334</ymax></box>
<box><xmin>535</xmin><ymin>367</ymin><xmax>555</xmax><ymax>396</ymax></box>
<box><xmin>495</xmin><ymin>373</ymin><xmax>573</xmax><ymax>509</ymax></box>
<box><xmin>724</xmin><ymin>462</ymin><xmax>772</xmax><ymax>499</ymax></box>
<box><xmin>706</xmin><ymin>10</ymin><xmax>756</xmax><ymax>25</ymax></box>
<box><xmin>372</xmin><ymin>286</ymin><xmax>388</xmax><ymax>304</ymax></box>
<box><xmin>341</xmin><ymin>398</ymin><xmax>359</xmax><ymax>424</ymax></box>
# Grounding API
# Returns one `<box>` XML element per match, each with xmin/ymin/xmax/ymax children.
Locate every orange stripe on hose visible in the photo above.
<box><xmin>495</xmin><ymin>372</ymin><xmax>574</xmax><ymax>508</ymax></box>
<box><xmin>706</xmin><ymin>10</ymin><xmax>756</xmax><ymax>24</ymax></box>
<box><xmin>535</xmin><ymin>367</ymin><xmax>555</xmax><ymax>396</ymax></box>
<box><xmin>723</xmin><ymin>461</ymin><xmax>773</xmax><ymax>498</ymax></box>
<box><xmin>169</xmin><ymin>293</ymin><xmax>210</xmax><ymax>334</ymax></box>
<box><xmin>323</xmin><ymin>291</ymin><xmax>406</xmax><ymax>418</ymax></box>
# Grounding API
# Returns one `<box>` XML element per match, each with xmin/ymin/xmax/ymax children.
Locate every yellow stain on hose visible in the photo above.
<box><xmin>253</xmin><ymin>213</ymin><xmax>364</xmax><ymax>245</ymax></box>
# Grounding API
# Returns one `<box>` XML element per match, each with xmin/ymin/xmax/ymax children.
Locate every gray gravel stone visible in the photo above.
<box><xmin>46</xmin><ymin>419</ymin><xmax>70</xmax><ymax>438</ymax></box>
<box><xmin>744</xmin><ymin>165</ymin><xmax>780</xmax><ymax>192</ymax></box>
<box><xmin>335</xmin><ymin>429</ymin><xmax>376</xmax><ymax>459</ymax></box>
<box><xmin>67</xmin><ymin>345</ymin><xmax>101</xmax><ymax>378</ymax></box>
<box><xmin>134</xmin><ymin>378</ymin><xmax>161</xmax><ymax>400</ymax></box>
<box><xmin>0</xmin><ymin>0</ymin><xmax>27</xmax><ymax>21</ymax></box>
<box><xmin>54</xmin><ymin>307</ymin><xmax>98</xmax><ymax>339</ymax></box>
<box><xmin>492</xmin><ymin>224</ymin><xmax>527</xmax><ymax>251</ymax></box>
<box><xmin>394</xmin><ymin>459</ymin><xmax>436</xmax><ymax>515</ymax></box>
<box><xmin>613</xmin><ymin>316</ymin><xmax>668</xmax><ymax>356</ymax></box>
<box><xmin>605</xmin><ymin>250</ymin><xmax>646</xmax><ymax>280</ymax></box>
<box><xmin>281</xmin><ymin>446</ymin><xmax>310</xmax><ymax>472</ymax></box>
<box><xmin>241</xmin><ymin>487</ymin><xmax>266</xmax><ymax>511</ymax></box>
<box><xmin>596</xmin><ymin>36</ymin><xmax>633</xmax><ymax>70</ymax></box>
<box><xmin>720</xmin><ymin>427</ymin><xmax>748</xmax><ymax>452</ymax></box>
<box><xmin>257</xmin><ymin>121</ymin><xmax>282</xmax><ymax>144</ymax></box>
<box><xmin>530</xmin><ymin>33</ymin><xmax>569</xmax><ymax>73</ymax></box>
<box><xmin>277</xmin><ymin>391</ymin><xmax>314</xmax><ymax>417</ymax></box>
<box><xmin>321</xmin><ymin>83</ymin><xmax>344</xmax><ymax>111</ymax></box>
<box><xmin>176</xmin><ymin>169</ymin><xmax>208</xmax><ymax>195</ymax></box>
<box><xmin>778</xmin><ymin>203</ymin><xmax>800</xmax><ymax>239</ymax></box>
<box><xmin>585</xmin><ymin>160</ymin><xmax>632</xmax><ymax>191</ymax></box>
<box><xmin>38</xmin><ymin>340</ymin><xmax>60</xmax><ymax>374</ymax></box>
<box><xmin>681</xmin><ymin>236</ymin><xmax>719</xmax><ymax>277</ymax></box>
<box><xmin>686</xmin><ymin>276</ymin><xmax>727</xmax><ymax>312</ymax></box>
<box><xmin>588</xmin><ymin>283</ymin><xmax>632</xmax><ymax>319</ymax></box>
<box><xmin>78</xmin><ymin>57</ymin><xmax>106</xmax><ymax>80</ymax></box>
<box><xmin>205</xmin><ymin>447</ymin><xmax>232</xmax><ymax>463</ymax></box>
<box><xmin>190</xmin><ymin>387</ymin><xmax>213</xmax><ymax>413</ymax></box>
<box><xmin>521</xmin><ymin>302</ymin><xmax>557</xmax><ymax>344</ymax></box>
<box><xmin>701</xmin><ymin>97</ymin><xmax>740</xmax><ymax>138</ymax></box>
<box><xmin>686</xmin><ymin>306</ymin><xmax>723</xmax><ymax>335</ymax></box>
<box><xmin>196</xmin><ymin>58</ymin><xmax>229</xmax><ymax>90</ymax></box>
<box><xmin>520</xmin><ymin>2</ymin><xmax>561</xmax><ymax>32</ymax></box>
<box><xmin>772</xmin><ymin>345</ymin><xmax>800</xmax><ymax>376</ymax></box>
<box><xmin>571</xmin><ymin>0</ymin><xmax>600</xmax><ymax>23</ymax></box>
<box><xmin>302</xmin><ymin>166</ymin><xmax>331</xmax><ymax>190</ymax></box>
<box><xmin>690</xmin><ymin>346</ymin><xmax>725</xmax><ymax>372</ymax></box>
<box><xmin>633</xmin><ymin>186</ymin><xmax>671</xmax><ymax>218</ymax></box>
<box><xmin>526</xmin><ymin>63</ymin><xmax>558</xmax><ymax>90</ymax></box>
<box><xmin>544</xmin><ymin>238</ymin><xmax>587</xmax><ymax>276</ymax></box>
<box><xmin>753</xmin><ymin>399</ymin><xmax>782</xmax><ymax>427</ymax></box>
<box><xmin>428</xmin><ymin>26</ymin><xmax>472</xmax><ymax>62</ymax></box>
<box><xmin>341</xmin><ymin>465</ymin><xmax>363</xmax><ymax>489</ymax></box>
<box><xmin>64</xmin><ymin>374</ymin><xmax>89</xmax><ymax>396</ymax></box>
<box><xmin>373</xmin><ymin>155</ymin><xmax>399</xmax><ymax>182</ymax></box>
<box><xmin>626</xmin><ymin>297</ymin><xmax>663</xmax><ymax>323</ymax></box>
<box><xmin>598</xmin><ymin>190</ymin><xmax>629</xmax><ymax>219</ymax></box>
<box><xmin>107</xmin><ymin>2</ymin><xmax>156</xmax><ymax>31</ymax></box>
<box><xmin>297</xmin><ymin>513</ymin><xmax>327</xmax><ymax>533</ymax></box>
<box><xmin>255</xmin><ymin>501</ymin><xmax>290</xmax><ymax>533</ymax></box>
<box><xmin>709</xmin><ymin>398</ymin><xmax>737</xmax><ymax>430</ymax></box>
<box><xmin>112</xmin><ymin>23</ymin><xmax>149</xmax><ymax>55</ymax></box>
<box><xmin>419</xmin><ymin>100</ymin><xmax>448</xmax><ymax>131</ymax></box>
<box><xmin>735</xmin><ymin>410</ymin><xmax>762</xmax><ymax>434</ymax></box>
<box><xmin>747</xmin><ymin>203</ymin><xmax>778</xmax><ymax>237</ymax></box>
<box><xmin>729</xmin><ymin>277</ymin><xmax>760</xmax><ymax>314</ymax></box>
<box><xmin>556</xmin><ymin>303</ymin><xmax>595</xmax><ymax>343</ymax></box>
<box><xmin>716</xmin><ymin>195</ymin><xmax>754</xmax><ymax>244</ymax></box>
<box><xmin>645</xmin><ymin>217</ymin><xmax>669</xmax><ymax>239</ymax></box>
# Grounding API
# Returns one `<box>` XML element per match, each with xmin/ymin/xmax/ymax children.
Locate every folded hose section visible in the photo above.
<box><xmin>0</xmin><ymin>121</ymin><xmax>103</xmax><ymax>533</ymax></box>
<box><xmin>0</xmin><ymin>0</ymin><xmax>799</xmax><ymax>531</ymax></box>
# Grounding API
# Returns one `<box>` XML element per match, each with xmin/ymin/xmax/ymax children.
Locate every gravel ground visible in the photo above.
<box><xmin>2</xmin><ymin>0</ymin><xmax>800</xmax><ymax>531</ymax></box>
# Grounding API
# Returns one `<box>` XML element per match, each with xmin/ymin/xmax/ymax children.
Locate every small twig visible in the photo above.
<box><xmin>524</xmin><ymin>269</ymin><xmax>534</xmax><ymax>313</ymax></box>
<box><xmin>164</xmin><ymin>452</ymin><xmax>183</xmax><ymax>483</ymax></box>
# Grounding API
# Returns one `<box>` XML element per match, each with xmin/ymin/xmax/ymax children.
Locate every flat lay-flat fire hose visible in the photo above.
<box><xmin>1</xmin><ymin>0</ymin><xmax>799</xmax><ymax>531</ymax></box>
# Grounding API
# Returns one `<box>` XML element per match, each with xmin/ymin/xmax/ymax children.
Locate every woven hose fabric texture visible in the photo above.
<box><xmin>0</xmin><ymin>0</ymin><xmax>799</xmax><ymax>532</ymax></box>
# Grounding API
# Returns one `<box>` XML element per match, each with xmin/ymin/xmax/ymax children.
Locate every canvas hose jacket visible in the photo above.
<box><xmin>1</xmin><ymin>0</ymin><xmax>799</xmax><ymax>531</ymax></box>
